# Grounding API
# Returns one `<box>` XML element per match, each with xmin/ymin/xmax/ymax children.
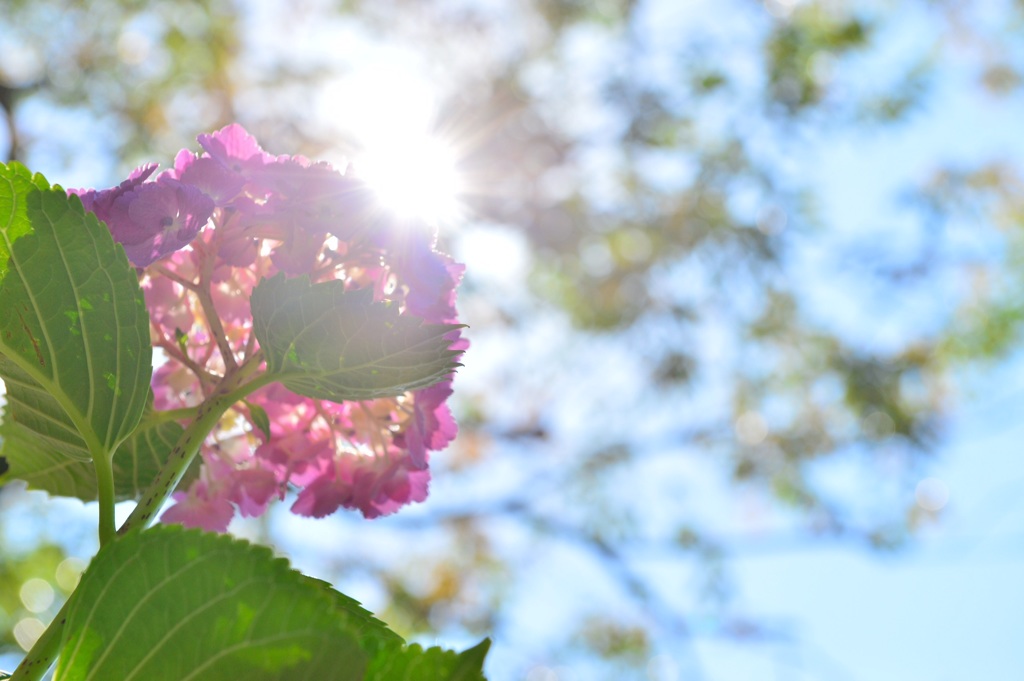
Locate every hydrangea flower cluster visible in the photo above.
<box><xmin>70</xmin><ymin>124</ymin><xmax>465</xmax><ymax>531</ymax></box>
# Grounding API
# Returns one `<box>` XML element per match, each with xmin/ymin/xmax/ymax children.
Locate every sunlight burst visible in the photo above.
<box><xmin>357</xmin><ymin>135</ymin><xmax>463</xmax><ymax>224</ymax></box>
<box><xmin>319</xmin><ymin>60</ymin><xmax>466</xmax><ymax>225</ymax></box>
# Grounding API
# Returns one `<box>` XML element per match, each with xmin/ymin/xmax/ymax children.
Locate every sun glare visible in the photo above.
<box><xmin>319</xmin><ymin>60</ymin><xmax>466</xmax><ymax>225</ymax></box>
<box><xmin>357</xmin><ymin>136</ymin><xmax>463</xmax><ymax>224</ymax></box>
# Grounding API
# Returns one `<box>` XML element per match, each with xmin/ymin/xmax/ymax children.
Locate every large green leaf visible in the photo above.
<box><xmin>54</xmin><ymin>526</ymin><xmax>490</xmax><ymax>680</ymax></box>
<box><xmin>298</xmin><ymin>575</ymin><xmax>404</xmax><ymax>656</ymax></box>
<box><xmin>0</xmin><ymin>163</ymin><xmax>151</xmax><ymax>468</ymax></box>
<box><xmin>0</xmin><ymin>419</ymin><xmax>191</xmax><ymax>501</ymax></box>
<box><xmin>55</xmin><ymin>526</ymin><xmax>370</xmax><ymax>681</ymax></box>
<box><xmin>367</xmin><ymin>639</ymin><xmax>491</xmax><ymax>681</ymax></box>
<box><xmin>251</xmin><ymin>274</ymin><xmax>463</xmax><ymax>402</ymax></box>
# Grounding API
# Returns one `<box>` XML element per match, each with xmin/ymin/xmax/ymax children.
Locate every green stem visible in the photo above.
<box><xmin>196</xmin><ymin>236</ymin><xmax>239</xmax><ymax>373</ymax></box>
<box><xmin>117</xmin><ymin>360</ymin><xmax>271</xmax><ymax>536</ymax></box>
<box><xmin>141</xmin><ymin>406</ymin><xmax>198</xmax><ymax>426</ymax></box>
<box><xmin>11</xmin><ymin>356</ymin><xmax>274</xmax><ymax>679</ymax></box>
<box><xmin>9</xmin><ymin>598</ymin><xmax>72</xmax><ymax>681</ymax></box>
<box><xmin>93</xmin><ymin>452</ymin><xmax>116</xmax><ymax>546</ymax></box>
<box><xmin>212</xmin><ymin>371</ymin><xmax>276</xmax><ymax>414</ymax></box>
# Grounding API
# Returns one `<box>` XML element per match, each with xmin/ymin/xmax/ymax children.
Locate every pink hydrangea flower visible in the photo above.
<box><xmin>70</xmin><ymin>163</ymin><xmax>158</xmax><ymax>216</ymax></box>
<box><xmin>71</xmin><ymin>170</ymin><xmax>214</xmax><ymax>267</ymax></box>
<box><xmin>91</xmin><ymin>123</ymin><xmax>468</xmax><ymax>530</ymax></box>
<box><xmin>171</xmin><ymin>149</ymin><xmax>246</xmax><ymax>207</ymax></box>
<box><xmin>160</xmin><ymin>479</ymin><xmax>235</xmax><ymax>533</ymax></box>
<box><xmin>196</xmin><ymin>123</ymin><xmax>274</xmax><ymax>177</ymax></box>
<box><xmin>290</xmin><ymin>449</ymin><xmax>430</xmax><ymax>519</ymax></box>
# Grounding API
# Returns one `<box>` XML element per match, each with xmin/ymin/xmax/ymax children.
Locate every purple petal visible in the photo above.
<box><xmin>177</xmin><ymin>154</ymin><xmax>246</xmax><ymax>207</ymax></box>
<box><xmin>68</xmin><ymin>162</ymin><xmax>159</xmax><ymax>219</ymax></box>
<box><xmin>113</xmin><ymin>179</ymin><xmax>215</xmax><ymax>267</ymax></box>
<box><xmin>198</xmin><ymin>123</ymin><xmax>272</xmax><ymax>175</ymax></box>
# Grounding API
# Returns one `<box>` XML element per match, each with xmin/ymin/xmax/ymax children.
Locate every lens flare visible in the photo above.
<box><xmin>319</xmin><ymin>60</ymin><xmax>466</xmax><ymax>225</ymax></box>
<box><xmin>357</xmin><ymin>136</ymin><xmax>462</xmax><ymax>223</ymax></box>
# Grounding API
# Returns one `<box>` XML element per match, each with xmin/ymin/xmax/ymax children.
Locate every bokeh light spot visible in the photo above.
<box><xmin>735</xmin><ymin>411</ymin><xmax>768</xmax><ymax>446</ymax></box>
<box><xmin>863</xmin><ymin>410</ymin><xmax>895</xmax><ymax>437</ymax></box>
<box><xmin>56</xmin><ymin>556</ymin><xmax>87</xmax><ymax>592</ymax></box>
<box><xmin>525</xmin><ymin>666</ymin><xmax>559</xmax><ymax>681</ymax></box>
<box><xmin>19</xmin><ymin>578</ymin><xmax>54</xmax><ymax>614</ymax></box>
<box><xmin>915</xmin><ymin>477</ymin><xmax>950</xmax><ymax>512</ymax></box>
<box><xmin>13</xmin><ymin>617</ymin><xmax>46</xmax><ymax>651</ymax></box>
<box><xmin>647</xmin><ymin>654</ymin><xmax>679</xmax><ymax>681</ymax></box>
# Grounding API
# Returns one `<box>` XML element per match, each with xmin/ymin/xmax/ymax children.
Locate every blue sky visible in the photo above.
<box><xmin>696</xmin><ymin>31</ymin><xmax>1024</xmax><ymax>678</ymax></box>
<box><xmin>717</xmin><ymin>361</ymin><xmax>1024</xmax><ymax>680</ymax></box>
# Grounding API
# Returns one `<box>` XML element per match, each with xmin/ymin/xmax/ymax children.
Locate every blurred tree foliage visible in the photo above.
<box><xmin>2</xmin><ymin>0</ymin><xmax>1024</xmax><ymax>677</ymax></box>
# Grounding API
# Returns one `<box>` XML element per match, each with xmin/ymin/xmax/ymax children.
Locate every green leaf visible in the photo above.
<box><xmin>251</xmin><ymin>274</ymin><xmax>463</xmax><ymax>402</ymax></box>
<box><xmin>242</xmin><ymin>399</ymin><xmax>272</xmax><ymax>441</ymax></box>
<box><xmin>297</xmin><ymin>575</ymin><xmax>404</xmax><ymax>657</ymax></box>
<box><xmin>56</xmin><ymin>526</ymin><xmax>371</xmax><ymax>681</ymax></box>
<box><xmin>0</xmin><ymin>162</ymin><xmax>151</xmax><ymax>467</ymax></box>
<box><xmin>366</xmin><ymin>639</ymin><xmax>491</xmax><ymax>681</ymax></box>
<box><xmin>0</xmin><ymin>419</ymin><xmax>193</xmax><ymax>501</ymax></box>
